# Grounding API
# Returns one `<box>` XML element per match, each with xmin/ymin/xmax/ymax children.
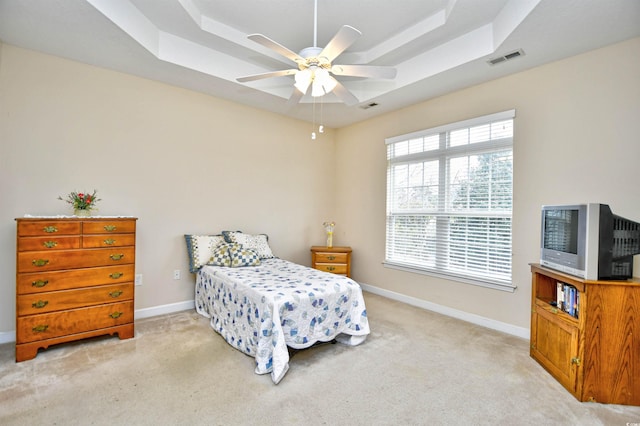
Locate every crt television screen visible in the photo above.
<box><xmin>543</xmin><ymin>209</ymin><xmax>579</xmax><ymax>254</ymax></box>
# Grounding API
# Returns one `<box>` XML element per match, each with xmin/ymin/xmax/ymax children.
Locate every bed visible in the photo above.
<box><xmin>185</xmin><ymin>232</ymin><xmax>370</xmax><ymax>384</ymax></box>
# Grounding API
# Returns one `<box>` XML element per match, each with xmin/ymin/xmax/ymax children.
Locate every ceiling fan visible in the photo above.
<box><xmin>236</xmin><ymin>0</ymin><xmax>397</xmax><ymax>106</ymax></box>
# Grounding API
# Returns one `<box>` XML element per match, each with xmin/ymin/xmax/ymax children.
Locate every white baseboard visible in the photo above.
<box><xmin>134</xmin><ymin>300</ymin><xmax>195</xmax><ymax>320</ymax></box>
<box><xmin>360</xmin><ymin>282</ymin><xmax>530</xmax><ymax>340</ymax></box>
<box><xmin>0</xmin><ymin>300</ymin><xmax>195</xmax><ymax>345</ymax></box>
<box><xmin>0</xmin><ymin>330</ymin><xmax>16</xmax><ymax>345</ymax></box>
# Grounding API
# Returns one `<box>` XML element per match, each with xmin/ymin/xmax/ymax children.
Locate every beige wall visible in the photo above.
<box><xmin>0</xmin><ymin>43</ymin><xmax>337</xmax><ymax>335</ymax></box>
<box><xmin>335</xmin><ymin>37</ymin><xmax>640</xmax><ymax>331</ymax></box>
<box><xmin>1</xmin><ymin>37</ymin><xmax>639</xmax><ymax>338</ymax></box>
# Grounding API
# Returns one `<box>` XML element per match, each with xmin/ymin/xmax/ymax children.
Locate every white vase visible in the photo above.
<box><xmin>326</xmin><ymin>232</ymin><xmax>333</xmax><ymax>248</ymax></box>
<box><xmin>74</xmin><ymin>209</ymin><xmax>91</xmax><ymax>217</ymax></box>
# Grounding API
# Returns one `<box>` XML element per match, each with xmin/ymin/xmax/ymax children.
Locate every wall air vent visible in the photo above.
<box><xmin>360</xmin><ymin>102</ymin><xmax>379</xmax><ymax>110</ymax></box>
<box><xmin>487</xmin><ymin>49</ymin><xmax>525</xmax><ymax>66</ymax></box>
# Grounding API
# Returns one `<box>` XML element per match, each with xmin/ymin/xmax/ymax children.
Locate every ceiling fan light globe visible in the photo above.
<box><xmin>311</xmin><ymin>68</ymin><xmax>337</xmax><ymax>97</ymax></box>
<box><xmin>294</xmin><ymin>69</ymin><xmax>312</xmax><ymax>94</ymax></box>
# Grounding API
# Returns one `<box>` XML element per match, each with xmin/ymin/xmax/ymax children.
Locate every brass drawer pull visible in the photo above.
<box><xmin>43</xmin><ymin>226</ymin><xmax>58</xmax><ymax>233</ymax></box>
<box><xmin>110</xmin><ymin>254</ymin><xmax>124</xmax><ymax>261</ymax></box>
<box><xmin>109</xmin><ymin>272</ymin><xmax>123</xmax><ymax>279</ymax></box>
<box><xmin>571</xmin><ymin>357</ymin><xmax>581</xmax><ymax>366</ymax></box>
<box><xmin>327</xmin><ymin>255</ymin><xmax>336</xmax><ymax>261</ymax></box>
<box><xmin>109</xmin><ymin>290</ymin><xmax>123</xmax><ymax>298</ymax></box>
<box><xmin>32</xmin><ymin>325</ymin><xmax>49</xmax><ymax>333</ymax></box>
<box><xmin>32</xmin><ymin>279</ymin><xmax>49</xmax><ymax>288</ymax></box>
<box><xmin>32</xmin><ymin>259</ymin><xmax>49</xmax><ymax>267</ymax></box>
<box><xmin>104</xmin><ymin>225</ymin><xmax>117</xmax><ymax>232</ymax></box>
<box><xmin>104</xmin><ymin>238</ymin><xmax>116</xmax><ymax>245</ymax></box>
<box><xmin>109</xmin><ymin>311</ymin><xmax>123</xmax><ymax>319</ymax></box>
<box><xmin>43</xmin><ymin>240</ymin><xmax>58</xmax><ymax>248</ymax></box>
<box><xmin>327</xmin><ymin>266</ymin><xmax>336</xmax><ymax>271</ymax></box>
<box><xmin>32</xmin><ymin>300</ymin><xmax>49</xmax><ymax>309</ymax></box>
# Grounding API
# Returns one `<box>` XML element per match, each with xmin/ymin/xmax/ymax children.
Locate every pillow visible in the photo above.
<box><xmin>228</xmin><ymin>243</ymin><xmax>261</xmax><ymax>267</ymax></box>
<box><xmin>184</xmin><ymin>234</ymin><xmax>226</xmax><ymax>273</ymax></box>
<box><xmin>222</xmin><ymin>231</ymin><xmax>275</xmax><ymax>259</ymax></box>
<box><xmin>207</xmin><ymin>242</ymin><xmax>233</xmax><ymax>267</ymax></box>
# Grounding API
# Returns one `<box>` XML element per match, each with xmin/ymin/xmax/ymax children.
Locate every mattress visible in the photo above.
<box><xmin>195</xmin><ymin>258</ymin><xmax>369</xmax><ymax>383</ymax></box>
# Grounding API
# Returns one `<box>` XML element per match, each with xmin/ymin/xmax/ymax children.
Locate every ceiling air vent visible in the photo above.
<box><xmin>360</xmin><ymin>102</ymin><xmax>379</xmax><ymax>110</ymax></box>
<box><xmin>487</xmin><ymin>49</ymin><xmax>525</xmax><ymax>66</ymax></box>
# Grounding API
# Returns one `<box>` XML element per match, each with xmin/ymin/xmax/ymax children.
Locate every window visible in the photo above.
<box><xmin>385</xmin><ymin>110</ymin><xmax>515</xmax><ymax>291</ymax></box>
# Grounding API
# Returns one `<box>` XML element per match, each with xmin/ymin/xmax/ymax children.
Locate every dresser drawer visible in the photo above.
<box><xmin>82</xmin><ymin>234</ymin><xmax>136</xmax><ymax>248</ymax></box>
<box><xmin>17</xmin><ymin>264</ymin><xmax>135</xmax><ymax>294</ymax></box>
<box><xmin>315</xmin><ymin>263</ymin><xmax>348</xmax><ymax>275</ymax></box>
<box><xmin>83</xmin><ymin>220</ymin><xmax>136</xmax><ymax>234</ymax></box>
<box><xmin>18</xmin><ymin>221</ymin><xmax>81</xmax><ymax>237</ymax></box>
<box><xmin>18</xmin><ymin>236</ymin><xmax>81</xmax><ymax>252</ymax></box>
<box><xmin>17</xmin><ymin>247</ymin><xmax>135</xmax><ymax>273</ymax></box>
<box><xmin>314</xmin><ymin>252</ymin><xmax>348</xmax><ymax>263</ymax></box>
<box><xmin>17</xmin><ymin>301</ymin><xmax>134</xmax><ymax>344</ymax></box>
<box><xmin>18</xmin><ymin>283</ymin><xmax>134</xmax><ymax>315</ymax></box>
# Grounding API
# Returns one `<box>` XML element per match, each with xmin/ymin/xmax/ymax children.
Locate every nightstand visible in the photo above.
<box><xmin>310</xmin><ymin>246</ymin><xmax>352</xmax><ymax>277</ymax></box>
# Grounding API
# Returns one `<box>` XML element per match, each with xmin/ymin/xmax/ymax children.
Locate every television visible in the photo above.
<box><xmin>540</xmin><ymin>203</ymin><xmax>640</xmax><ymax>280</ymax></box>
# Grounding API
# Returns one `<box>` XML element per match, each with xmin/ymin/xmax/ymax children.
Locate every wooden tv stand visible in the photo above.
<box><xmin>530</xmin><ymin>264</ymin><xmax>640</xmax><ymax>406</ymax></box>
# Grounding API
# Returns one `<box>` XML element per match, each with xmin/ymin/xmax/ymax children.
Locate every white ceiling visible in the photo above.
<box><xmin>0</xmin><ymin>0</ymin><xmax>639</xmax><ymax>128</ymax></box>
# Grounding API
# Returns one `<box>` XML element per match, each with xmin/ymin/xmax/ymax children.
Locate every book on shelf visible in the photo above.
<box><xmin>555</xmin><ymin>281</ymin><xmax>579</xmax><ymax>319</ymax></box>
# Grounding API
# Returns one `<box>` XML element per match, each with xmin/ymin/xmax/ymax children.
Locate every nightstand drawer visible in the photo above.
<box><xmin>314</xmin><ymin>252</ymin><xmax>348</xmax><ymax>263</ymax></box>
<box><xmin>315</xmin><ymin>263</ymin><xmax>348</xmax><ymax>275</ymax></box>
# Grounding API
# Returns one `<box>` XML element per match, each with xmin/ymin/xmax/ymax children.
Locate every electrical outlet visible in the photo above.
<box><xmin>135</xmin><ymin>274</ymin><xmax>143</xmax><ymax>286</ymax></box>
<box><xmin>173</xmin><ymin>269</ymin><xmax>181</xmax><ymax>280</ymax></box>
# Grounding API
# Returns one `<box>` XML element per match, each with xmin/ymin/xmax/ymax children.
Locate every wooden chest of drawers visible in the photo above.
<box><xmin>15</xmin><ymin>217</ymin><xmax>137</xmax><ymax>361</ymax></box>
<box><xmin>310</xmin><ymin>246</ymin><xmax>352</xmax><ymax>277</ymax></box>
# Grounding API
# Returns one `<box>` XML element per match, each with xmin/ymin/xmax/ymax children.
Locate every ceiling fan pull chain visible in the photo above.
<box><xmin>311</xmin><ymin>96</ymin><xmax>317</xmax><ymax>140</ymax></box>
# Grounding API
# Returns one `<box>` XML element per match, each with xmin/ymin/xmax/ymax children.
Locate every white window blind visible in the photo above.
<box><xmin>385</xmin><ymin>110</ymin><xmax>515</xmax><ymax>291</ymax></box>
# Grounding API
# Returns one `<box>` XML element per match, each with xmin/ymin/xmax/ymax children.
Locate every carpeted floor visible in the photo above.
<box><xmin>1</xmin><ymin>292</ymin><xmax>639</xmax><ymax>425</ymax></box>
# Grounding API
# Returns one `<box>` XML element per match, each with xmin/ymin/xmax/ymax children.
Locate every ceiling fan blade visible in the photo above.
<box><xmin>237</xmin><ymin>69</ymin><xmax>298</xmax><ymax>83</ymax></box>
<box><xmin>286</xmin><ymin>88</ymin><xmax>304</xmax><ymax>107</ymax></box>
<box><xmin>319</xmin><ymin>25</ymin><xmax>361</xmax><ymax>63</ymax></box>
<box><xmin>332</xmin><ymin>81</ymin><xmax>359</xmax><ymax>106</ymax></box>
<box><xmin>248</xmin><ymin>34</ymin><xmax>305</xmax><ymax>64</ymax></box>
<box><xmin>331</xmin><ymin>65</ymin><xmax>397</xmax><ymax>79</ymax></box>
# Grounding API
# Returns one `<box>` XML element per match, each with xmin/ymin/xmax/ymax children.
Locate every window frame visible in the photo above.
<box><xmin>384</xmin><ymin>110</ymin><xmax>516</xmax><ymax>292</ymax></box>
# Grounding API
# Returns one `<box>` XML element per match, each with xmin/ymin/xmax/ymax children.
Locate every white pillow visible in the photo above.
<box><xmin>185</xmin><ymin>234</ymin><xmax>226</xmax><ymax>272</ymax></box>
<box><xmin>223</xmin><ymin>231</ymin><xmax>275</xmax><ymax>259</ymax></box>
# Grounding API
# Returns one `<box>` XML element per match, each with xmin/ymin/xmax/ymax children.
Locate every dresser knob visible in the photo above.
<box><xmin>109</xmin><ymin>272</ymin><xmax>123</xmax><ymax>279</ymax></box>
<box><xmin>327</xmin><ymin>266</ymin><xmax>336</xmax><ymax>271</ymax></box>
<box><xmin>328</xmin><ymin>255</ymin><xmax>336</xmax><ymax>260</ymax></box>
<box><xmin>109</xmin><ymin>290</ymin><xmax>123</xmax><ymax>298</ymax></box>
<box><xmin>43</xmin><ymin>226</ymin><xmax>58</xmax><ymax>233</ymax></box>
<box><xmin>104</xmin><ymin>238</ymin><xmax>116</xmax><ymax>245</ymax></box>
<box><xmin>32</xmin><ymin>259</ymin><xmax>49</xmax><ymax>267</ymax></box>
<box><xmin>109</xmin><ymin>311</ymin><xmax>123</xmax><ymax>319</ymax></box>
<box><xmin>43</xmin><ymin>241</ymin><xmax>58</xmax><ymax>248</ymax></box>
<box><xmin>104</xmin><ymin>225</ymin><xmax>117</xmax><ymax>232</ymax></box>
<box><xmin>32</xmin><ymin>300</ymin><xmax>49</xmax><ymax>309</ymax></box>
<box><xmin>32</xmin><ymin>279</ymin><xmax>49</xmax><ymax>288</ymax></box>
<box><xmin>32</xmin><ymin>325</ymin><xmax>49</xmax><ymax>333</ymax></box>
<box><xmin>110</xmin><ymin>254</ymin><xmax>124</xmax><ymax>261</ymax></box>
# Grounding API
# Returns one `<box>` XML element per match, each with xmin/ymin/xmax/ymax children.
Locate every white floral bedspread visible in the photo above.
<box><xmin>195</xmin><ymin>258</ymin><xmax>369</xmax><ymax>384</ymax></box>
